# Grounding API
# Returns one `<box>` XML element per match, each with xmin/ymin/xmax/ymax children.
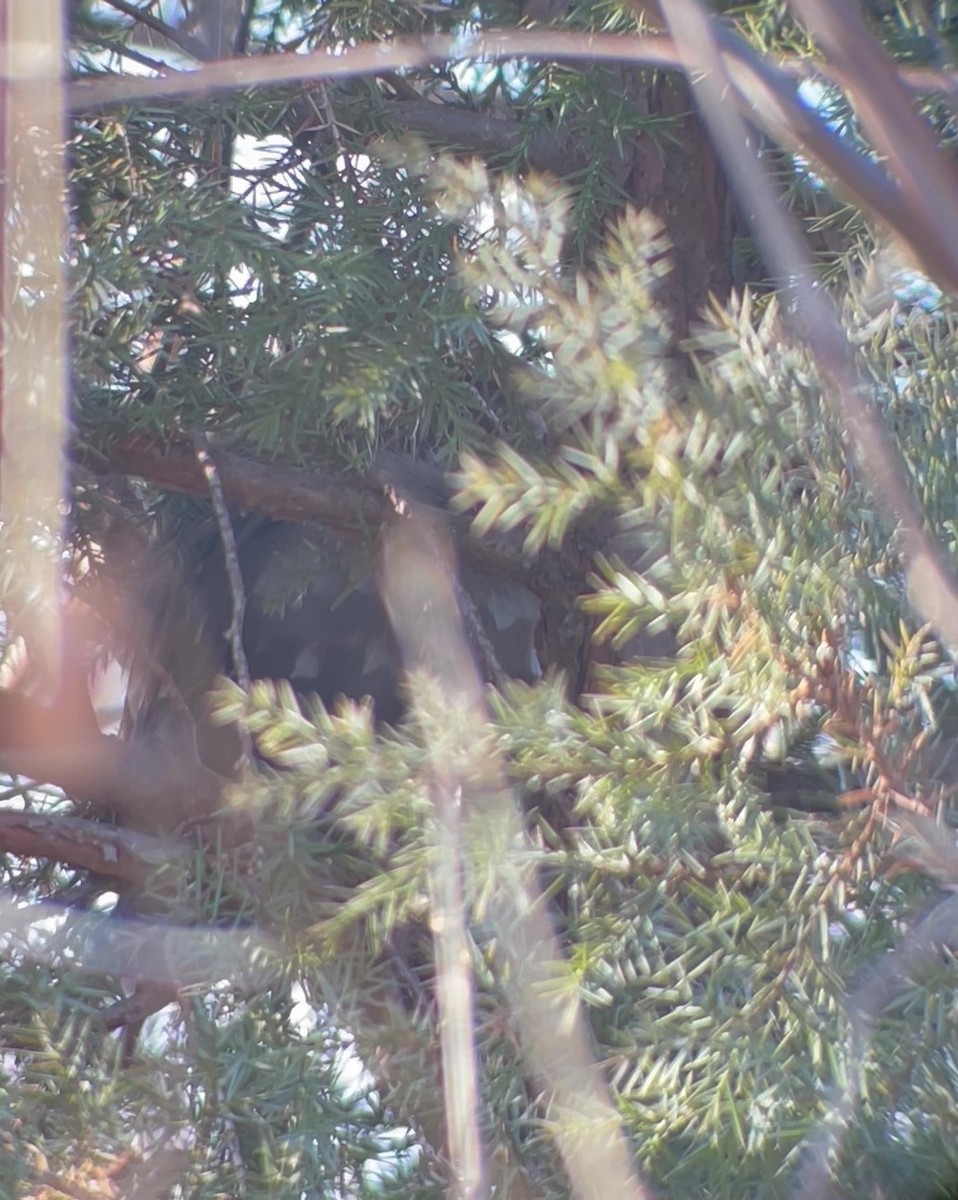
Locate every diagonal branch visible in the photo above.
<box><xmin>0</xmin><ymin>809</ymin><xmax>187</xmax><ymax>883</ymax></box>
<box><xmin>100</xmin><ymin>0</ymin><xmax>212</xmax><ymax>62</ymax></box>
<box><xmin>787</xmin><ymin>0</ymin><xmax>958</xmax><ymax>293</ymax></box>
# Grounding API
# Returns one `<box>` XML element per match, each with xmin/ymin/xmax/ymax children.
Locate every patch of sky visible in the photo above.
<box><xmin>453</xmin><ymin>54</ymin><xmax>532</xmax><ymax>100</ymax></box>
<box><xmin>287</xmin><ymin>983</ymin><xmax>422</xmax><ymax>1184</ymax></box>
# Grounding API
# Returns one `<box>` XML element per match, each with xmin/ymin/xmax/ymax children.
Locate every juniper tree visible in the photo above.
<box><xmin>5</xmin><ymin>2</ymin><xmax>958</xmax><ymax>1199</ymax></box>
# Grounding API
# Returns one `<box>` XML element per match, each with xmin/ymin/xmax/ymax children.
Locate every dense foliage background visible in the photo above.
<box><xmin>6</xmin><ymin>1</ymin><xmax>958</xmax><ymax>1197</ymax></box>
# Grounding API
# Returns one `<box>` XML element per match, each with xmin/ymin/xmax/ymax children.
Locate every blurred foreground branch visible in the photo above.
<box><xmin>383</xmin><ymin>509</ymin><xmax>656</xmax><ymax>1200</ymax></box>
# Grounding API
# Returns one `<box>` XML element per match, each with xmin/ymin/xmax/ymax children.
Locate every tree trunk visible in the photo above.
<box><xmin>626</xmin><ymin>74</ymin><xmax>746</xmax><ymax>337</ymax></box>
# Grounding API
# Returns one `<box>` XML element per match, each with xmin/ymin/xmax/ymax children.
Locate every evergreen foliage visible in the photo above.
<box><xmin>5</xmin><ymin>2</ymin><xmax>958</xmax><ymax>1198</ymax></box>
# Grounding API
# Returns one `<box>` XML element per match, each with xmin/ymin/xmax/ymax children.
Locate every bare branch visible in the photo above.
<box><xmin>192</xmin><ymin>433</ymin><xmax>253</xmax><ymax>769</ymax></box>
<box><xmin>0</xmin><ymin>810</ymin><xmax>187</xmax><ymax>883</ymax></box>
<box><xmin>78</xmin><ymin>433</ymin><xmax>391</xmax><ymax>532</ymax></box>
<box><xmin>788</xmin><ymin>0</ymin><xmax>958</xmax><ymax>293</ymax></box>
<box><xmin>67</xmin><ymin>30</ymin><xmax>682</xmax><ymax>110</ymax></box>
<box><xmin>76</xmin><ymin>433</ymin><xmax>553</xmax><ymax>589</ymax></box>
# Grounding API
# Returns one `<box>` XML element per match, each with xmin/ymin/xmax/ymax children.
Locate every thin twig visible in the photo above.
<box><xmin>192</xmin><ymin>433</ymin><xmax>251</xmax><ymax>694</ymax></box>
<box><xmin>192</xmin><ymin>432</ymin><xmax>254</xmax><ymax>771</ymax></box>
<box><xmin>76</xmin><ymin>33</ymin><xmax>171</xmax><ymax>75</ymax></box>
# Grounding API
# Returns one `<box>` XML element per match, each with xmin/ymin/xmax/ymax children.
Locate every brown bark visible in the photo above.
<box><xmin>79</xmin><ymin>433</ymin><xmax>390</xmax><ymax>533</ymax></box>
<box><xmin>0</xmin><ymin>809</ymin><xmax>186</xmax><ymax>883</ymax></box>
<box><xmin>77</xmin><ymin>433</ymin><xmax>595</xmax><ymax>599</ymax></box>
<box><xmin>624</xmin><ymin>72</ymin><xmax>746</xmax><ymax>337</ymax></box>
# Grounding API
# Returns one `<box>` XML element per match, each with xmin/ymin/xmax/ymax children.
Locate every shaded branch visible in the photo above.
<box><xmin>76</xmin><ymin>433</ymin><xmax>570</xmax><ymax>587</ymax></box>
<box><xmin>0</xmin><ymin>809</ymin><xmax>187</xmax><ymax>883</ymax></box>
<box><xmin>102</xmin><ymin>981</ymin><xmax>179</xmax><ymax>1032</ymax></box>
<box><xmin>78</xmin><ymin>432</ymin><xmax>605</xmax><ymax>691</ymax></box>
<box><xmin>384</xmin><ymin>96</ymin><xmax>584</xmax><ymax>177</ymax></box>
<box><xmin>78</xmin><ymin>433</ymin><xmax>391</xmax><ymax>532</ymax></box>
